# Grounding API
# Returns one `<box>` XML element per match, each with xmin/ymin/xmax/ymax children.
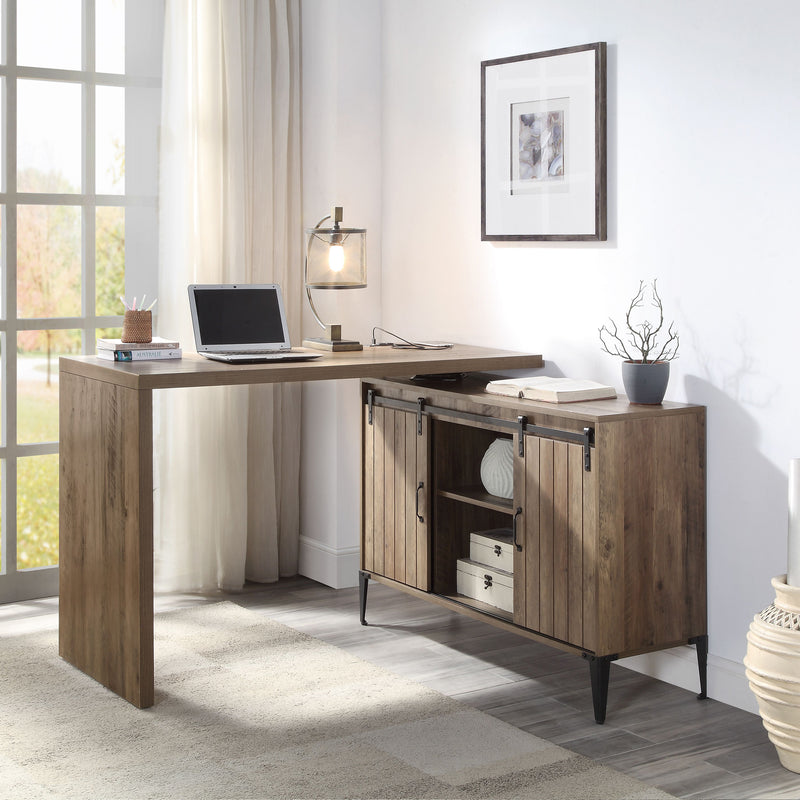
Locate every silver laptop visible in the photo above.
<box><xmin>188</xmin><ymin>284</ymin><xmax>321</xmax><ymax>363</ymax></box>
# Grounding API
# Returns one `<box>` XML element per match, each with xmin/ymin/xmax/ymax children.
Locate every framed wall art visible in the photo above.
<box><xmin>481</xmin><ymin>42</ymin><xmax>607</xmax><ymax>241</ymax></box>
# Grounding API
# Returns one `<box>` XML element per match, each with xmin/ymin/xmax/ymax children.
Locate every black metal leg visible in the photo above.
<box><xmin>359</xmin><ymin>570</ymin><xmax>370</xmax><ymax>626</ymax></box>
<box><xmin>690</xmin><ymin>634</ymin><xmax>709</xmax><ymax>700</ymax></box>
<box><xmin>586</xmin><ymin>654</ymin><xmax>613</xmax><ymax>724</ymax></box>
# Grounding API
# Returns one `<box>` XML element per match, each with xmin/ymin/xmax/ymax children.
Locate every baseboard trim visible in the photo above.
<box><xmin>298</xmin><ymin>536</ymin><xmax>360</xmax><ymax>590</ymax></box>
<box><xmin>618</xmin><ymin>645</ymin><xmax>758</xmax><ymax>715</ymax></box>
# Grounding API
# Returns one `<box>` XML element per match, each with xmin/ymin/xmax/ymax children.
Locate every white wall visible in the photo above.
<box><xmin>299</xmin><ymin>0</ymin><xmax>383</xmax><ymax>587</ymax></box>
<box><xmin>302</xmin><ymin>0</ymin><xmax>800</xmax><ymax>713</ymax></box>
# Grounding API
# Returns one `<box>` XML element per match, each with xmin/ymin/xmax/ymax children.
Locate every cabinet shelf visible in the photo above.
<box><xmin>444</xmin><ymin>592</ymin><xmax>514</xmax><ymax>623</ymax></box>
<box><xmin>437</xmin><ymin>486</ymin><xmax>514</xmax><ymax>514</ymax></box>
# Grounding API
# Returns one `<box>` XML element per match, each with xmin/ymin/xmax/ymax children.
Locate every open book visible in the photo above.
<box><xmin>486</xmin><ymin>376</ymin><xmax>616</xmax><ymax>403</ymax></box>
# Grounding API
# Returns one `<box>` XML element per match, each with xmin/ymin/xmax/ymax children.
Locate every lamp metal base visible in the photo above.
<box><xmin>303</xmin><ymin>338</ymin><xmax>363</xmax><ymax>352</ymax></box>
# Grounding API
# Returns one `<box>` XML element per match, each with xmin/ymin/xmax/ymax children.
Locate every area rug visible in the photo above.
<box><xmin>0</xmin><ymin>601</ymin><xmax>674</xmax><ymax>799</ymax></box>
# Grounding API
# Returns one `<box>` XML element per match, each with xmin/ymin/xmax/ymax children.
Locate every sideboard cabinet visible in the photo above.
<box><xmin>359</xmin><ymin>375</ymin><xmax>707</xmax><ymax>723</ymax></box>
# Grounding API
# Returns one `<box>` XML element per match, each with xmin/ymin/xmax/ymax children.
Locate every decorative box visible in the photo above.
<box><xmin>469</xmin><ymin>528</ymin><xmax>514</xmax><ymax>573</ymax></box>
<box><xmin>456</xmin><ymin>558</ymin><xmax>514</xmax><ymax>613</ymax></box>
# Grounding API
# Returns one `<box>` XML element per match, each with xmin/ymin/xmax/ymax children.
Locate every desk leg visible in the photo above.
<box><xmin>59</xmin><ymin>371</ymin><xmax>154</xmax><ymax>708</ymax></box>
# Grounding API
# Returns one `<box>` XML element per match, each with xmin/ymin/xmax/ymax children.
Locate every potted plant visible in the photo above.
<box><xmin>599</xmin><ymin>280</ymin><xmax>679</xmax><ymax>404</ymax></box>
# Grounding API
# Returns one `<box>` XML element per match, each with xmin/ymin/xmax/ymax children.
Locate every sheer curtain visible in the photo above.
<box><xmin>154</xmin><ymin>0</ymin><xmax>302</xmax><ymax>591</ymax></box>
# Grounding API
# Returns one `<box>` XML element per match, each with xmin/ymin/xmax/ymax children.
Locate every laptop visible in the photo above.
<box><xmin>188</xmin><ymin>284</ymin><xmax>322</xmax><ymax>364</ymax></box>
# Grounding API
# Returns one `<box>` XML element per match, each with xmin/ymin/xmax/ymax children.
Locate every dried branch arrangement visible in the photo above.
<box><xmin>599</xmin><ymin>280</ymin><xmax>680</xmax><ymax>363</ymax></box>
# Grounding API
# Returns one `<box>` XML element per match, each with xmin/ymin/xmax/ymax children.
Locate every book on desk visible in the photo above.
<box><xmin>97</xmin><ymin>336</ymin><xmax>182</xmax><ymax>362</ymax></box>
<box><xmin>97</xmin><ymin>348</ymin><xmax>182</xmax><ymax>362</ymax></box>
<box><xmin>485</xmin><ymin>376</ymin><xmax>616</xmax><ymax>403</ymax></box>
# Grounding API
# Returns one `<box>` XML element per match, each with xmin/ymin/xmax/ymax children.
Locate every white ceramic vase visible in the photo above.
<box><xmin>745</xmin><ymin>574</ymin><xmax>800</xmax><ymax>772</ymax></box>
<box><xmin>480</xmin><ymin>437</ymin><xmax>513</xmax><ymax>499</ymax></box>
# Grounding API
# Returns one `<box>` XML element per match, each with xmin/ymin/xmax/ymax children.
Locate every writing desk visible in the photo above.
<box><xmin>58</xmin><ymin>345</ymin><xmax>543</xmax><ymax>707</ymax></box>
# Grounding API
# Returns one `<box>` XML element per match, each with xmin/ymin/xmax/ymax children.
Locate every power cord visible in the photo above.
<box><xmin>369</xmin><ymin>326</ymin><xmax>453</xmax><ymax>350</ymax></box>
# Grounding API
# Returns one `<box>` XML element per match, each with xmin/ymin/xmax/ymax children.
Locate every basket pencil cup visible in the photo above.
<box><xmin>122</xmin><ymin>310</ymin><xmax>152</xmax><ymax>343</ymax></box>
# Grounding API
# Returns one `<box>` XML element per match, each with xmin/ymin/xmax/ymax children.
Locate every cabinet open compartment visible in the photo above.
<box><xmin>431</xmin><ymin>420</ymin><xmax>515</xmax><ymax>620</ymax></box>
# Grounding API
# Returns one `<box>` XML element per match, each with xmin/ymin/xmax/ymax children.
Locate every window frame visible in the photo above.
<box><xmin>0</xmin><ymin>0</ymin><xmax>161</xmax><ymax>602</ymax></box>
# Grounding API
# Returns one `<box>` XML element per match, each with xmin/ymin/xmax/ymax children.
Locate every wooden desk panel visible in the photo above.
<box><xmin>59</xmin><ymin>372</ymin><xmax>154</xmax><ymax>707</ymax></box>
<box><xmin>58</xmin><ymin>345</ymin><xmax>542</xmax><ymax>706</ymax></box>
<box><xmin>59</xmin><ymin>345</ymin><xmax>543</xmax><ymax>391</ymax></box>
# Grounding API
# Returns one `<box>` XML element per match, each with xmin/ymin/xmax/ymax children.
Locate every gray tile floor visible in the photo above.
<box><xmin>4</xmin><ymin>577</ymin><xmax>800</xmax><ymax>799</ymax></box>
<box><xmin>233</xmin><ymin>578</ymin><xmax>800</xmax><ymax>800</ymax></box>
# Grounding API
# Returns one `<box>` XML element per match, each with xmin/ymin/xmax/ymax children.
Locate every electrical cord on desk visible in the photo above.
<box><xmin>369</xmin><ymin>326</ymin><xmax>454</xmax><ymax>350</ymax></box>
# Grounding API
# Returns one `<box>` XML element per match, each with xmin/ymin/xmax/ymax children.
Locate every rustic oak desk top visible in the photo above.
<box><xmin>59</xmin><ymin>344</ymin><xmax>543</xmax><ymax>391</ymax></box>
<box><xmin>58</xmin><ymin>344</ymin><xmax>542</xmax><ymax>708</ymax></box>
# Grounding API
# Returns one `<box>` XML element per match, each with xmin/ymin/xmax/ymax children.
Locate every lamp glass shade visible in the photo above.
<box><xmin>305</xmin><ymin>226</ymin><xmax>367</xmax><ymax>289</ymax></box>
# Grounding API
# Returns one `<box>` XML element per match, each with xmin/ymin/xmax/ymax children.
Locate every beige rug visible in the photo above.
<box><xmin>0</xmin><ymin>602</ymin><xmax>674</xmax><ymax>799</ymax></box>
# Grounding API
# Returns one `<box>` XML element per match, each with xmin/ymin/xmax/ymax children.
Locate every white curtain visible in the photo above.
<box><xmin>154</xmin><ymin>0</ymin><xmax>302</xmax><ymax>591</ymax></box>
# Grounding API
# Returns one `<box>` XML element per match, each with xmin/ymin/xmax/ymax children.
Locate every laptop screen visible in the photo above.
<box><xmin>188</xmin><ymin>284</ymin><xmax>292</xmax><ymax>352</ymax></box>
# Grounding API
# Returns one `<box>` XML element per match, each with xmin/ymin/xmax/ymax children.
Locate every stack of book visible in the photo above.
<box><xmin>97</xmin><ymin>337</ymin><xmax>182</xmax><ymax>362</ymax></box>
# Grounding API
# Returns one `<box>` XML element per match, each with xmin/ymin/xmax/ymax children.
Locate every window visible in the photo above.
<box><xmin>0</xmin><ymin>0</ymin><xmax>161</xmax><ymax>602</ymax></box>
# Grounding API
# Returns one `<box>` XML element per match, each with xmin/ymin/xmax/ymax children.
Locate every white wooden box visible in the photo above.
<box><xmin>456</xmin><ymin>558</ymin><xmax>514</xmax><ymax>613</ymax></box>
<box><xmin>470</xmin><ymin>528</ymin><xmax>514</xmax><ymax>573</ymax></box>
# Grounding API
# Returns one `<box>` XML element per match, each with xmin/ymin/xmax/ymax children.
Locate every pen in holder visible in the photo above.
<box><xmin>122</xmin><ymin>310</ymin><xmax>152</xmax><ymax>343</ymax></box>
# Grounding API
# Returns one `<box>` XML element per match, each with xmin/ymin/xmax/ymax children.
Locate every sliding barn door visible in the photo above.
<box><xmin>362</xmin><ymin>404</ymin><xmax>430</xmax><ymax>591</ymax></box>
<box><xmin>513</xmin><ymin>435</ymin><xmax>597</xmax><ymax>650</ymax></box>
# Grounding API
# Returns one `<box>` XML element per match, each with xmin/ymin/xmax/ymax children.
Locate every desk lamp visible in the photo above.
<box><xmin>303</xmin><ymin>206</ymin><xmax>366</xmax><ymax>351</ymax></box>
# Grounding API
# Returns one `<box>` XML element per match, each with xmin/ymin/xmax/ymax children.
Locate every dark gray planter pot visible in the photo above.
<box><xmin>621</xmin><ymin>360</ymin><xmax>670</xmax><ymax>404</ymax></box>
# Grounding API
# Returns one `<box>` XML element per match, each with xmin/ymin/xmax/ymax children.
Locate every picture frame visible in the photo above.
<box><xmin>481</xmin><ymin>42</ymin><xmax>607</xmax><ymax>241</ymax></box>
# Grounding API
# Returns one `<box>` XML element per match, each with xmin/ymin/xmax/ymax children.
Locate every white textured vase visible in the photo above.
<box><xmin>745</xmin><ymin>575</ymin><xmax>800</xmax><ymax>772</ymax></box>
<box><xmin>480</xmin><ymin>438</ymin><xmax>513</xmax><ymax>499</ymax></box>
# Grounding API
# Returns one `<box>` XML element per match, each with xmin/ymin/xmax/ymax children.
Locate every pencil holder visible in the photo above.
<box><xmin>122</xmin><ymin>310</ymin><xmax>152</xmax><ymax>343</ymax></box>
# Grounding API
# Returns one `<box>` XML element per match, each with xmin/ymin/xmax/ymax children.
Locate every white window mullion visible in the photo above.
<box><xmin>2</xmin><ymin>0</ymin><xmax>17</xmax><ymax>576</ymax></box>
<box><xmin>82</xmin><ymin>0</ymin><xmax>96</xmax><ymax>350</ymax></box>
<box><xmin>1</xmin><ymin>0</ymin><xmax>7</xmax><ymax>575</ymax></box>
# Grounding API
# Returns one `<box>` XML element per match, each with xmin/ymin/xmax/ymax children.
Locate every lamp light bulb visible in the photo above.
<box><xmin>328</xmin><ymin>244</ymin><xmax>345</xmax><ymax>272</ymax></box>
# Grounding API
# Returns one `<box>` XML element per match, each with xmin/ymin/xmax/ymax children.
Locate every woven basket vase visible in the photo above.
<box><xmin>122</xmin><ymin>310</ymin><xmax>152</xmax><ymax>343</ymax></box>
<box><xmin>745</xmin><ymin>575</ymin><xmax>800</xmax><ymax>773</ymax></box>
